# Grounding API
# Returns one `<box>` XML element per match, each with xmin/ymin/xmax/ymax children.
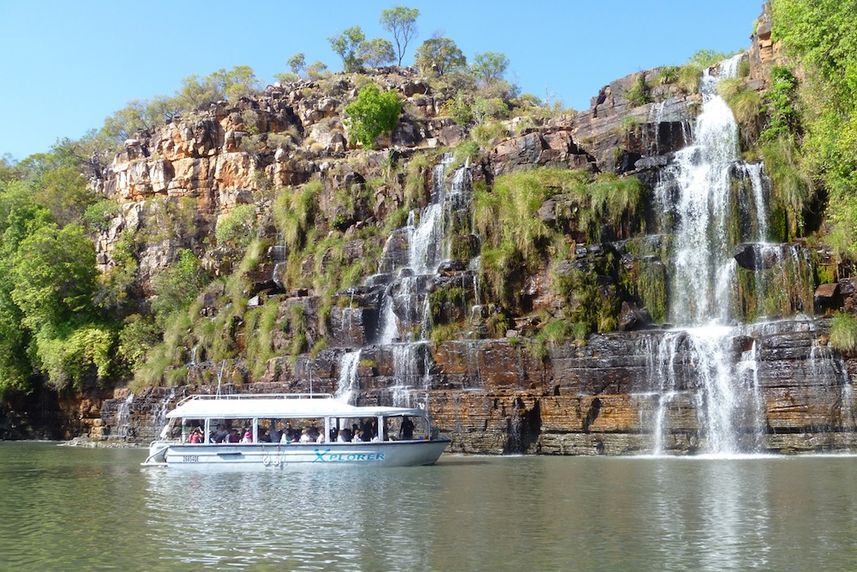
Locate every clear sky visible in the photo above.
<box><xmin>0</xmin><ymin>0</ymin><xmax>764</xmax><ymax>159</ymax></box>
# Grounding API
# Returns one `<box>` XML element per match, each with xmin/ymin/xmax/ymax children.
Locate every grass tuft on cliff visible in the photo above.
<box><xmin>830</xmin><ymin>312</ymin><xmax>857</xmax><ymax>354</ymax></box>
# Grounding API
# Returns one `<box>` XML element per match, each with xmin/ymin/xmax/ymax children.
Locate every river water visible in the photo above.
<box><xmin>2</xmin><ymin>443</ymin><xmax>857</xmax><ymax>570</ymax></box>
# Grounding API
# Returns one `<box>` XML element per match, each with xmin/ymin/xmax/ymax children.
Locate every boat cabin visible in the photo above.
<box><xmin>166</xmin><ymin>393</ymin><xmax>432</xmax><ymax>445</ymax></box>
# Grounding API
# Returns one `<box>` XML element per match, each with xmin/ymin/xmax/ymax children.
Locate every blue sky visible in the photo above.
<box><xmin>0</xmin><ymin>0</ymin><xmax>763</xmax><ymax>159</ymax></box>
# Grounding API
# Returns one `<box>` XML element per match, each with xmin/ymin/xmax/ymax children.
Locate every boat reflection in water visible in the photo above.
<box><xmin>143</xmin><ymin>393</ymin><xmax>450</xmax><ymax>469</ymax></box>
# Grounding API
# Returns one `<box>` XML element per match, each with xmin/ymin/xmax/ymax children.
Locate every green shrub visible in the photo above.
<box><xmin>657</xmin><ymin>66</ymin><xmax>680</xmax><ymax>84</ymax></box>
<box><xmin>215</xmin><ymin>204</ymin><xmax>256</xmax><ymax>248</ymax></box>
<box><xmin>760</xmin><ymin>135</ymin><xmax>812</xmax><ymax>238</ymax></box>
<box><xmin>430</xmin><ymin>322</ymin><xmax>462</xmax><ymax>345</ymax></box>
<box><xmin>830</xmin><ymin>312</ymin><xmax>857</xmax><ymax>353</ymax></box>
<box><xmin>344</xmin><ymin>84</ymin><xmax>403</xmax><ymax>148</ymax></box>
<box><xmin>625</xmin><ymin>74</ymin><xmax>652</xmax><ymax>106</ymax></box>
<box><xmin>444</xmin><ymin>91</ymin><xmax>473</xmax><ymax>125</ymax></box>
<box><xmin>118</xmin><ymin>314</ymin><xmax>161</xmax><ymax>371</ymax></box>
<box><xmin>83</xmin><ymin>200</ymin><xmax>120</xmax><ymax>233</ymax></box>
<box><xmin>761</xmin><ymin>66</ymin><xmax>800</xmax><ymax>142</ymax></box>
<box><xmin>151</xmin><ymin>249</ymin><xmax>209</xmax><ymax>325</ymax></box>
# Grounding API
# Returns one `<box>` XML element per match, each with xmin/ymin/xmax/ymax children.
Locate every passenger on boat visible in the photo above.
<box><xmin>280</xmin><ymin>430</ymin><xmax>290</xmax><ymax>444</ymax></box>
<box><xmin>268</xmin><ymin>420</ymin><xmax>281</xmax><ymax>444</ymax></box>
<box><xmin>329</xmin><ymin>426</ymin><xmax>339</xmax><ymax>442</ymax></box>
<box><xmin>227</xmin><ymin>429</ymin><xmax>240</xmax><ymax>443</ymax></box>
<box><xmin>337</xmin><ymin>428</ymin><xmax>352</xmax><ymax>442</ymax></box>
<box><xmin>188</xmin><ymin>428</ymin><xmax>203</xmax><ymax>444</ymax></box>
<box><xmin>400</xmin><ymin>416</ymin><xmax>415</xmax><ymax>440</ymax></box>
<box><xmin>299</xmin><ymin>429</ymin><xmax>312</xmax><ymax>443</ymax></box>
<box><xmin>211</xmin><ymin>426</ymin><xmax>229</xmax><ymax>444</ymax></box>
<box><xmin>306</xmin><ymin>426</ymin><xmax>320</xmax><ymax>442</ymax></box>
<box><xmin>241</xmin><ymin>429</ymin><xmax>253</xmax><ymax>443</ymax></box>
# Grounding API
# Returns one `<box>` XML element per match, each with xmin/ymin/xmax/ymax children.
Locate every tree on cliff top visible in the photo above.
<box><xmin>415</xmin><ymin>37</ymin><xmax>466</xmax><ymax>77</ymax></box>
<box><xmin>359</xmin><ymin>38</ymin><xmax>396</xmax><ymax>68</ymax></box>
<box><xmin>471</xmin><ymin>51</ymin><xmax>509</xmax><ymax>86</ymax></box>
<box><xmin>329</xmin><ymin>26</ymin><xmax>367</xmax><ymax>73</ymax></box>
<box><xmin>344</xmin><ymin>84</ymin><xmax>402</xmax><ymax>148</ymax></box>
<box><xmin>380</xmin><ymin>6</ymin><xmax>420</xmax><ymax>66</ymax></box>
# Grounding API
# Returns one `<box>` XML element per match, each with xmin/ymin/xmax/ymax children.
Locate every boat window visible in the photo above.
<box><xmin>387</xmin><ymin>415</ymin><xmax>428</xmax><ymax>441</ymax></box>
<box><xmin>330</xmin><ymin>417</ymin><xmax>381</xmax><ymax>442</ymax></box>
<box><xmin>183</xmin><ymin>419</ymin><xmax>205</xmax><ymax>444</ymax></box>
<box><xmin>208</xmin><ymin>419</ymin><xmax>255</xmax><ymax>443</ymax></box>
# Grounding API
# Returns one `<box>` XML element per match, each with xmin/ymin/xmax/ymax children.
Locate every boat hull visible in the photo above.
<box><xmin>156</xmin><ymin>439</ymin><xmax>450</xmax><ymax>468</ymax></box>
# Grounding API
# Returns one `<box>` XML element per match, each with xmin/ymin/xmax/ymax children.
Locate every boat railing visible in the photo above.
<box><xmin>173</xmin><ymin>393</ymin><xmax>334</xmax><ymax>408</ymax></box>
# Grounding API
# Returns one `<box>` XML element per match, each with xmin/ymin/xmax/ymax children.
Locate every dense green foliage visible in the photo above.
<box><xmin>0</xmin><ymin>149</ymin><xmax>120</xmax><ymax>393</ymax></box>
<box><xmin>414</xmin><ymin>37</ymin><xmax>466</xmax><ymax>76</ymax></box>
<box><xmin>344</xmin><ymin>85</ymin><xmax>403</xmax><ymax>148</ymax></box>
<box><xmin>771</xmin><ymin>0</ymin><xmax>857</xmax><ymax>254</ymax></box>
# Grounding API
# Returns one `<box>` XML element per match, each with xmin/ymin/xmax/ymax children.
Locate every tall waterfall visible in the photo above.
<box><xmin>648</xmin><ymin>54</ymin><xmax>771</xmax><ymax>455</ymax></box>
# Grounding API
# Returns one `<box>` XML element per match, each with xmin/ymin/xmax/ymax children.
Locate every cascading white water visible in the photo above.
<box><xmin>116</xmin><ymin>393</ymin><xmax>134</xmax><ymax>439</ymax></box>
<box><xmin>371</xmin><ymin>153</ymin><xmax>474</xmax><ymax>406</ymax></box>
<box><xmin>648</xmin><ymin>53</ymin><xmax>772</xmax><ymax>455</ymax></box>
<box><xmin>658</xmin><ymin>56</ymin><xmax>742</xmax><ymax>325</ymax></box>
<box><xmin>152</xmin><ymin>388</ymin><xmax>175</xmax><ymax>437</ymax></box>
<box><xmin>336</xmin><ymin>350</ymin><xmax>362</xmax><ymax>403</ymax></box>
<box><xmin>743</xmin><ymin>163</ymin><xmax>768</xmax><ymax>242</ymax></box>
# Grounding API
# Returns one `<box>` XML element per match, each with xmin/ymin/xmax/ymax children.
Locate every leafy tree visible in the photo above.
<box><xmin>380</xmin><ymin>6</ymin><xmax>420</xmax><ymax>66</ymax></box>
<box><xmin>0</xmin><ymin>155</ymin><xmax>18</xmax><ymax>184</ymax></box>
<box><xmin>306</xmin><ymin>60</ymin><xmax>330</xmax><ymax>80</ymax></box>
<box><xmin>471</xmin><ymin>51</ymin><xmax>509</xmax><ymax>85</ymax></box>
<box><xmin>328</xmin><ymin>26</ymin><xmax>367</xmax><ymax>72</ymax></box>
<box><xmin>288</xmin><ymin>52</ymin><xmax>307</xmax><ymax>76</ymax></box>
<box><xmin>344</xmin><ymin>84</ymin><xmax>402</xmax><ymax>148</ymax></box>
<box><xmin>34</xmin><ymin>324</ymin><xmax>114</xmax><ymax>390</ymax></box>
<box><xmin>118</xmin><ymin>313</ymin><xmax>161</xmax><ymax>371</ymax></box>
<box><xmin>359</xmin><ymin>38</ymin><xmax>396</xmax><ymax>68</ymax></box>
<box><xmin>414</xmin><ymin>37</ymin><xmax>466</xmax><ymax>76</ymax></box>
<box><xmin>11</xmin><ymin>223</ymin><xmax>98</xmax><ymax>332</ymax></box>
<box><xmin>177</xmin><ymin>65</ymin><xmax>259</xmax><ymax>109</ymax></box>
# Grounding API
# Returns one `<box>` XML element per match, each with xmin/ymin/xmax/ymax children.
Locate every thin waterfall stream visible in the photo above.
<box><xmin>336</xmin><ymin>153</ymin><xmax>473</xmax><ymax>406</ymax></box>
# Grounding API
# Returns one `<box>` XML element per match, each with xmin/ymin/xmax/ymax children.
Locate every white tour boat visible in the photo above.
<box><xmin>142</xmin><ymin>393</ymin><xmax>450</xmax><ymax>468</ymax></box>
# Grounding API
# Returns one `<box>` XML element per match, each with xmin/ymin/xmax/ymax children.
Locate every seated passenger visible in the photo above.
<box><xmin>400</xmin><ymin>416</ymin><xmax>415</xmax><ymax>440</ymax></box>
<box><xmin>299</xmin><ymin>429</ymin><xmax>312</xmax><ymax>443</ymax></box>
<box><xmin>241</xmin><ymin>429</ymin><xmax>253</xmax><ymax>443</ymax></box>
<box><xmin>329</xmin><ymin>427</ymin><xmax>339</xmax><ymax>442</ymax></box>
<box><xmin>228</xmin><ymin>429</ymin><xmax>240</xmax><ymax>443</ymax></box>
<box><xmin>188</xmin><ymin>428</ymin><xmax>203</xmax><ymax>444</ymax></box>
<box><xmin>307</xmin><ymin>426</ymin><xmax>320</xmax><ymax>442</ymax></box>
<box><xmin>280</xmin><ymin>430</ymin><xmax>291</xmax><ymax>444</ymax></box>
<box><xmin>338</xmin><ymin>428</ymin><xmax>352</xmax><ymax>442</ymax></box>
<box><xmin>212</xmin><ymin>426</ymin><xmax>229</xmax><ymax>444</ymax></box>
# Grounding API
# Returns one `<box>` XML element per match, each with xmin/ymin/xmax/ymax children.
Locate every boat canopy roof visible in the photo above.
<box><xmin>166</xmin><ymin>394</ymin><xmax>425</xmax><ymax>420</ymax></box>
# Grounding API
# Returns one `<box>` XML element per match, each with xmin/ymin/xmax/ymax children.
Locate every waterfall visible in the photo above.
<box><xmin>336</xmin><ymin>350</ymin><xmax>362</xmax><ymax>404</ymax></box>
<box><xmin>152</xmin><ymin>388</ymin><xmax>175</xmax><ymax>438</ymax></box>
<box><xmin>369</xmin><ymin>153</ymin><xmax>473</xmax><ymax>406</ymax></box>
<box><xmin>647</xmin><ymin>53</ymin><xmax>776</xmax><ymax>455</ymax></box>
<box><xmin>390</xmin><ymin>342</ymin><xmax>430</xmax><ymax>407</ymax></box>
<box><xmin>116</xmin><ymin>393</ymin><xmax>134</xmax><ymax>439</ymax></box>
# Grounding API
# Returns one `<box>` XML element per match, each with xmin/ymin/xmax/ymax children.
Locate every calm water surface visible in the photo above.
<box><xmin>1</xmin><ymin>443</ymin><xmax>857</xmax><ymax>570</ymax></box>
